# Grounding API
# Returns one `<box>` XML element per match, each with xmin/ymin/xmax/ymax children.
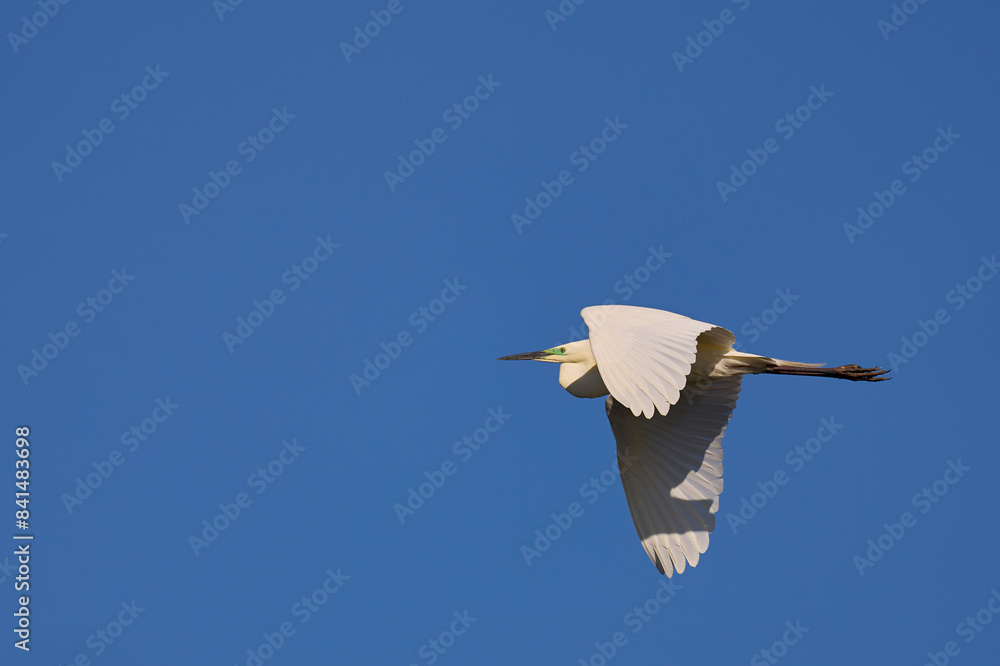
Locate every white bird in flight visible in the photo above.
<box><xmin>500</xmin><ymin>305</ymin><xmax>889</xmax><ymax>576</ymax></box>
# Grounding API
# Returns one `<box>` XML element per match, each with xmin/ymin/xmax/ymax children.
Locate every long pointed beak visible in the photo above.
<box><xmin>498</xmin><ymin>351</ymin><xmax>550</xmax><ymax>361</ymax></box>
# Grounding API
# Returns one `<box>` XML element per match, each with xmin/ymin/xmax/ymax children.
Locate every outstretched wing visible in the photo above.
<box><xmin>606</xmin><ymin>374</ymin><xmax>742</xmax><ymax>576</ymax></box>
<box><xmin>582</xmin><ymin>305</ymin><xmax>732</xmax><ymax>418</ymax></box>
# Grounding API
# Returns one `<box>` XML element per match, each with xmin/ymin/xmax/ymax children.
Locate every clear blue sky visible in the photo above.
<box><xmin>3</xmin><ymin>1</ymin><xmax>999</xmax><ymax>663</ymax></box>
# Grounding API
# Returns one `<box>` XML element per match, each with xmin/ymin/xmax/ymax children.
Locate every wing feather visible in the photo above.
<box><xmin>607</xmin><ymin>373</ymin><xmax>742</xmax><ymax>576</ymax></box>
<box><xmin>583</xmin><ymin>305</ymin><xmax>728</xmax><ymax>418</ymax></box>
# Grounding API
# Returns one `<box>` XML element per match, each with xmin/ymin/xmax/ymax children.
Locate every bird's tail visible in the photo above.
<box><xmin>718</xmin><ymin>351</ymin><xmax>822</xmax><ymax>373</ymax></box>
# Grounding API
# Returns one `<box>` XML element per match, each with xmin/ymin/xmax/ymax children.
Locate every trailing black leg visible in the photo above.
<box><xmin>762</xmin><ymin>364</ymin><xmax>891</xmax><ymax>382</ymax></box>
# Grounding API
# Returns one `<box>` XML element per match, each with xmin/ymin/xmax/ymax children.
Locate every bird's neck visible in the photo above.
<box><xmin>558</xmin><ymin>343</ymin><xmax>609</xmax><ymax>399</ymax></box>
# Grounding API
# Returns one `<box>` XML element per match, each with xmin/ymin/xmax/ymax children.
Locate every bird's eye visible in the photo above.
<box><xmin>560</xmin><ymin>347</ymin><xmax>566</xmax><ymax>353</ymax></box>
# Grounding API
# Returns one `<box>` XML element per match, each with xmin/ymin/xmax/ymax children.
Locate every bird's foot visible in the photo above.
<box><xmin>828</xmin><ymin>365</ymin><xmax>892</xmax><ymax>381</ymax></box>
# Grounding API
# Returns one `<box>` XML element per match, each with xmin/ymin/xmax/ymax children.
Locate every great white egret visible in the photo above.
<box><xmin>499</xmin><ymin>305</ymin><xmax>888</xmax><ymax>576</ymax></box>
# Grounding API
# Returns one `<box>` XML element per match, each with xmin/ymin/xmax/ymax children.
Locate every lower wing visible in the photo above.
<box><xmin>606</xmin><ymin>374</ymin><xmax>742</xmax><ymax>575</ymax></box>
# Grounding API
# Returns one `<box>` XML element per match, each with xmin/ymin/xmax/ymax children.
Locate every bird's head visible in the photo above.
<box><xmin>498</xmin><ymin>339</ymin><xmax>593</xmax><ymax>364</ymax></box>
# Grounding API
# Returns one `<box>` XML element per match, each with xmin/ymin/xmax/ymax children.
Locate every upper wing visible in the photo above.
<box><xmin>582</xmin><ymin>305</ymin><xmax>731</xmax><ymax>418</ymax></box>
<box><xmin>606</xmin><ymin>373</ymin><xmax>742</xmax><ymax>576</ymax></box>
